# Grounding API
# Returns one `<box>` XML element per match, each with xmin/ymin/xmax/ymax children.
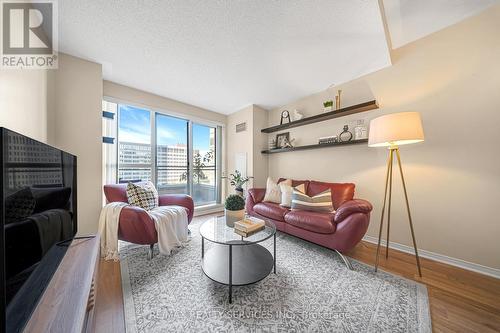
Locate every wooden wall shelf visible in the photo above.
<box><xmin>261</xmin><ymin>139</ymin><xmax>368</xmax><ymax>154</ymax></box>
<box><xmin>261</xmin><ymin>100</ymin><xmax>378</xmax><ymax>134</ymax></box>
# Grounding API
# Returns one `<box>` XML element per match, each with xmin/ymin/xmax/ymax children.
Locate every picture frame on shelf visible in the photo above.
<box><xmin>275</xmin><ymin>132</ymin><xmax>290</xmax><ymax>149</ymax></box>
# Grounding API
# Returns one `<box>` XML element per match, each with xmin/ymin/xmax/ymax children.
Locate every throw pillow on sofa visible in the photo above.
<box><xmin>126</xmin><ymin>181</ymin><xmax>159</xmax><ymax>211</ymax></box>
<box><xmin>279</xmin><ymin>183</ymin><xmax>306</xmax><ymax>208</ymax></box>
<box><xmin>291</xmin><ymin>188</ymin><xmax>334</xmax><ymax>213</ymax></box>
<box><xmin>263</xmin><ymin>177</ymin><xmax>291</xmax><ymax>204</ymax></box>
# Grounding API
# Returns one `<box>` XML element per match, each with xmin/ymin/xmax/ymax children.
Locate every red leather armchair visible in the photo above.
<box><xmin>103</xmin><ymin>184</ymin><xmax>194</xmax><ymax>258</ymax></box>
<box><xmin>246</xmin><ymin>179</ymin><xmax>372</xmax><ymax>269</ymax></box>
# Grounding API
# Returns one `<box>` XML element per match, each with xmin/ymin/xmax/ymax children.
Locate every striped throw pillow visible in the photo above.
<box><xmin>291</xmin><ymin>188</ymin><xmax>334</xmax><ymax>213</ymax></box>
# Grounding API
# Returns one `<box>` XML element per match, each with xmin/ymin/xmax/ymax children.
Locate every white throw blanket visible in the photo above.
<box><xmin>99</xmin><ymin>202</ymin><xmax>127</xmax><ymax>261</ymax></box>
<box><xmin>148</xmin><ymin>205</ymin><xmax>189</xmax><ymax>255</ymax></box>
<box><xmin>98</xmin><ymin>203</ymin><xmax>188</xmax><ymax>261</ymax></box>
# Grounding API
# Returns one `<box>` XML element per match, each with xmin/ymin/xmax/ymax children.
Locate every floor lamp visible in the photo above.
<box><xmin>368</xmin><ymin>112</ymin><xmax>425</xmax><ymax>277</ymax></box>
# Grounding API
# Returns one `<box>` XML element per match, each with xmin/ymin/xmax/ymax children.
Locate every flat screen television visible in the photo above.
<box><xmin>0</xmin><ymin>128</ymin><xmax>77</xmax><ymax>333</ymax></box>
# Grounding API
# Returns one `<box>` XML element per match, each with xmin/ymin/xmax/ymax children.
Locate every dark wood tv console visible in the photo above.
<box><xmin>22</xmin><ymin>235</ymin><xmax>100</xmax><ymax>333</ymax></box>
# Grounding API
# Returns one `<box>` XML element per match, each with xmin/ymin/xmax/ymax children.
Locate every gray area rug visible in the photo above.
<box><xmin>120</xmin><ymin>218</ymin><xmax>431</xmax><ymax>332</ymax></box>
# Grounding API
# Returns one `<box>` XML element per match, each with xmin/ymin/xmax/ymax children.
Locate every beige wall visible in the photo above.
<box><xmin>103</xmin><ymin>81</ymin><xmax>226</xmax><ymax>124</ymax></box>
<box><xmin>267</xmin><ymin>6</ymin><xmax>500</xmax><ymax>269</ymax></box>
<box><xmin>227</xmin><ymin>105</ymin><xmax>269</xmax><ymax>194</ymax></box>
<box><xmin>252</xmin><ymin>106</ymin><xmax>269</xmax><ymax>188</ymax></box>
<box><xmin>0</xmin><ymin>54</ymin><xmax>103</xmax><ymax>235</ymax></box>
<box><xmin>48</xmin><ymin>54</ymin><xmax>103</xmax><ymax>236</ymax></box>
<box><xmin>227</xmin><ymin>105</ymin><xmax>254</xmax><ymax>193</ymax></box>
<box><xmin>0</xmin><ymin>70</ymin><xmax>49</xmax><ymax>142</ymax></box>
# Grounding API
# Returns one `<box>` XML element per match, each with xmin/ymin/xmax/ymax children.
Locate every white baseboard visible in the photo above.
<box><xmin>362</xmin><ymin>235</ymin><xmax>500</xmax><ymax>279</ymax></box>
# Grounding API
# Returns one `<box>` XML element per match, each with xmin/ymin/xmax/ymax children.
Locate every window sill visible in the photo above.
<box><xmin>194</xmin><ymin>203</ymin><xmax>224</xmax><ymax>216</ymax></box>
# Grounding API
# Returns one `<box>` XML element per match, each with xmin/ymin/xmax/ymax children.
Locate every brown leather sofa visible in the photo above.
<box><xmin>246</xmin><ymin>179</ymin><xmax>372</xmax><ymax>268</ymax></box>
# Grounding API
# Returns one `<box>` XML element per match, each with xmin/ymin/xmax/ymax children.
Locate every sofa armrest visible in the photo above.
<box><xmin>246</xmin><ymin>188</ymin><xmax>266</xmax><ymax>215</ymax></box>
<box><xmin>159</xmin><ymin>194</ymin><xmax>194</xmax><ymax>223</ymax></box>
<box><xmin>248</xmin><ymin>188</ymin><xmax>266</xmax><ymax>204</ymax></box>
<box><xmin>334</xmin><ymin>199</ymin><xmax>373</xmax><ymax>223</ymax></box>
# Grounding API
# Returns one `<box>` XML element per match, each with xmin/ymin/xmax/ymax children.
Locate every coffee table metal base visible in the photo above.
<box><xmin>202</xmin><ymin>242</ymin><xmax>274</xmax><ymax>303</ymax></box>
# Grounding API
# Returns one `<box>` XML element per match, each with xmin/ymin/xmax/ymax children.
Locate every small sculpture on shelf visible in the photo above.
<box><xmin>280</xmin><ymin>110</ymin><xmax>291</xmax><ymax>125</ymax></box>
<box><xmin>293</xmin><ymin>109</ymin><xmax>304</xmax><ymax>121</ymax></box>
<box><xmin>282</xmin><ymin>137</ymin><xmax>295</xmax><ymax>148</ymax></box>
<box><xmin>339</xmin><ymin>125</ymin><xmax>353</xmax><ymax>142</ymax></box>
<box><xmin>335</xmin><ymin>89</ymin><xmax>342</xmax><ymax>110</ymax></box>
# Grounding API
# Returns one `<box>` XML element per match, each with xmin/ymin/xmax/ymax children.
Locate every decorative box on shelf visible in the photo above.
<box><xmin>318</xmin><ymin>136</ymin><xmax>339</xmax><ymax>145</ymax></box>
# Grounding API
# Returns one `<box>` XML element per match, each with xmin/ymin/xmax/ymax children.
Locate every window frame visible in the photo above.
<box><xmin>104</xmin><ymin>96</ymin><xmax>223</xmax><ymax>206</ymax></box>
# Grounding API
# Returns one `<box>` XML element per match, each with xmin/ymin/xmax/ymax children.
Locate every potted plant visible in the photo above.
<box><xmin>229</xmin><ymin>170</ymin><xmax>249</xmax><ymax>196</ymax></box>
<box><xmin>224</xmin><ymin>194</ymin><xmax>246</xmax><ymax>227</ymax></box>
<box><xmin>323</xmin><ymin>100</ymin><xmax>334</xmax><ymax>112</ymax></box>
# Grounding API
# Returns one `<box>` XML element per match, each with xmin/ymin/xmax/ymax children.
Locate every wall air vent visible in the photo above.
<box><xmin>236</xmin><ymin>122</ymin><xmax>247</xmax><ymax>133</ymax></box>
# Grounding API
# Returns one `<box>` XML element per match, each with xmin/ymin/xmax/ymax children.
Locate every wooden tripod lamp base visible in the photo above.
<box><xmin>368</xmin><ymin>112</ymin><xmax>425</xmax><ymax>277</ymax></box>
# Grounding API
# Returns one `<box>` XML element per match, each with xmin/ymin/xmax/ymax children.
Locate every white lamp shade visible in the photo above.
<box><xmin>368</xmin><ymin>112</ymin><xmax>424</xmax><ymax>147</ymax></box>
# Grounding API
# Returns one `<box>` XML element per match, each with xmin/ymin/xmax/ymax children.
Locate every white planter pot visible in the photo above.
<box><xmin>225</xmin><ymin>209</ymin><xmax>245</xmax><ymax>227</ymax></box>
<box><xmin>324</xmin><ymin>106</ymin><xmax>333</xmax><ymax>112</ymax></box>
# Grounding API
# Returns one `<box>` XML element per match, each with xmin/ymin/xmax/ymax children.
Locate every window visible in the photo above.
<box><xmin>156</xmin><ymin>113</ymin><xmax>189</xmax><ymax>195</ymax></box>
<box><xmin>102</xmin><ymin>100</ymin><xmax>222</xmax><ymax>207</ymax></box>
<box><xmin>192</xmin><ymin>123</ymin><xmax>217</xmax><ymax>205</ymax></box>
<box><xmin>118</xmin><ymin>105</ymin><xmax>152</xmax><ymax>183</ymax></box>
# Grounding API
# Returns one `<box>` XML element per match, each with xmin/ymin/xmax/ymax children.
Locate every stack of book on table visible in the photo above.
<box><xmin>234</xmin><ymin>217</ymin><xmax>265</xmax><ymax>237</ymax></box>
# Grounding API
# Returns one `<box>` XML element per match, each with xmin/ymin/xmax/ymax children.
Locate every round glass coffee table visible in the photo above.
<box><xmin>199</xmin><ymin>215</ymin><xmax>276</xmax><ymax>303</ymax></box>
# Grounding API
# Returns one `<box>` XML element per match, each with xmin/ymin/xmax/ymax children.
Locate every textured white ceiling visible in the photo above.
<box><xmin>58</xmin><ymin>0</ymin><xmax>391</xmax><ymax>114</ymax></box>
<box><xmin>383</xmin><ymin>0</ymin><xmax>499</xmax><ymax>49</ymax></box>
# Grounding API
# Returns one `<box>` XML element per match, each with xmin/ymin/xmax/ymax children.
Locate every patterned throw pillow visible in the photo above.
<box><xmin>126</xmin><ymin>181</ymin><xmax>159</xmax><ymax>211</ymax></box>
<box><xmin>291</xmin><ymin>188</ymin><xmax>334</xmax><ymax>213</ymax></box>
<box><xmin>263</xmin><ymin>177</ymin><xmax>291</xmax><ymax>204</ymax></box>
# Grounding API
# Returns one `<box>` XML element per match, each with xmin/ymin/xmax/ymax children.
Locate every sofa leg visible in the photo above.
<box><xmin>335</xmin><ymin>250</ymin><xmax>353</xmax><ymax>270</ymax></box>
<box><xmin>188</xmin><ymin>228</ymin><xmax>191</xmax><ymax>236</ymax></box>
<box><xmin>148</xmin><ymin>244</ymin><xmax>154</xmax><ymax>260</ymax></box>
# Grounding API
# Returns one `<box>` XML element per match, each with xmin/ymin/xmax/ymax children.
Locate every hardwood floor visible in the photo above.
<box><xmin>94</xmin><ymin>214</ymin><xmax>500</xmax><ymax>332</ymax></box>
<box><xmin>94</xmin><ymin>257</ymin><xmax>126</xmax><ymax>332</ymax></box>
